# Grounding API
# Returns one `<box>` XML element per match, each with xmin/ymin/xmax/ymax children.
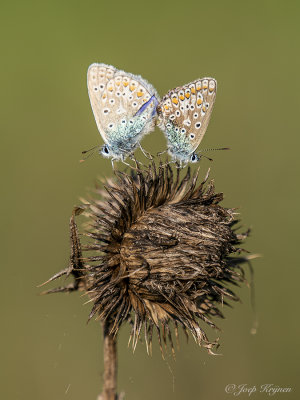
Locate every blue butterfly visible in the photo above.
<box><xmin>87</xmin><ymin>63</ymin><xmax>159</xmax><ymax>166</ymax></box>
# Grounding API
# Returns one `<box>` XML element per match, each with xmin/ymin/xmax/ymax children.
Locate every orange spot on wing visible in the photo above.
<box><xmin>108</xmin><ymin>87</ymin><xmax>113</xmax><ymax>92</ymax></box>
<box><xmin>197</xmin><ymin>98</ymin><xmax>203</xmax><ymax>105</ymax></box>
<box><xmin>185</xmin><ymin>93</ymin><xmax>190</xmax><ymax>99</ymax></box>
<box><xmin>191</xmin><ymin>87</ymin><xmax>196</xmax><ymax>94</ymax></box>
<box><xmin>129</xmin><ymin>85</ymin><xmax>135</xmax><ymax>91</ymax></box>
<box><xmin>164</xmin><ymin>105</ymin><xmax>169</xmax><ymax>110</ymax></box>
<box><xmin>202</xmin><ymin>105</ymin><xmax>206</xmax><ymax>112</ymax></box>
<box><xmin>179</xmin><ymin>95</ymin><xmax>185</xmax><ymax>101</ymax></box>
<box><xmin>123</xmin><ymin>81</ymin><xmax>129</xmax><ymax>87</ymax></box>
<box><xmin>137</xmin><ymin>91</ymin><xmax>143</xmax><ymax>97</ymax></box>
<box><xmin>172</xmin><ymin>98</ymin><xmax>179</xmax><ymax>104</ymax></box>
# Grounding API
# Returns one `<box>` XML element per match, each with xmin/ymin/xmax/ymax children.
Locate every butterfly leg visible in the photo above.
<box><xmin>138</xmin><ymin>143</ymin><xmax>153</xmax><ymax>160</ymax></box>
<box><xmin>122</xmin><ymin>160</ymin><xmax>135</xmax><ymax>169</ymax></box>
<box><xmin>160</xmin><ymin>159</ymin><xmax>176</xmax><ymax>168</ymax></box>
<box><xmin>157</xmin><ymin>149</ymin><xmax>168</xmax><ymax>157</ymax></box>
<box><xmin>128</xmin><ymin>154</ymin><xmax>147</xmax><ymax>169</ymax></box>
<box><xmin>120</xmin><ymin>153</ymin><xmax>142</xmax><ymax>170</ymax></box>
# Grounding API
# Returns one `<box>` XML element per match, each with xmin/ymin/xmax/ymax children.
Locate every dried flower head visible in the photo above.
<box><xmin>44</xmin><ymin>162</ymin><xmax>251</xmax><ymax>355</ymax></box>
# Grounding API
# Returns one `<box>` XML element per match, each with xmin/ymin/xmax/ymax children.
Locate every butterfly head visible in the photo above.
<box><xmin>190</xmin><ymin>152</ymin><xmax>200</xmax><ymax>163</ymax></box>
<box><xmin>167</xmin><ymin>145</ymin><xmax>199</xmax><ymax>165</ymax></box>
<box><xmin>99</xmin><ymin>142</ymin><xmax>136</xmax><ymax>161</ymax></box>
<box><xmin>100</xmin><ymin>144</ymin><xmax>112</xmax><ymax>158</ymax></box>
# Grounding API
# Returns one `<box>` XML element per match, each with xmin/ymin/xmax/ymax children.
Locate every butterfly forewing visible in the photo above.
<box><xmin>87</xmin><ymin>64</ymin><xmax>116</xmax><ymax>142</ymax></box>
<box><xmin>157</xmin><ymin>78</ymin><xmax>217</xmax><ymax>161</ymax></box>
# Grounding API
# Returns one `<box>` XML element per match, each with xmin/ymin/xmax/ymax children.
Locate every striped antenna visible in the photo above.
<box><xmin>80</xmin><ymin>145</ymin><xmax>100</xmax><ymax>163</ymax></box>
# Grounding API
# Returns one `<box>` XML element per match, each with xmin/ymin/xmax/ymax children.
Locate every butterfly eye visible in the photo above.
<box><xmin>190</xmin><ymin>153</ymin><xmax>199</xmax><ymax>163</ymax></box>
<box><xmin>103</xmin><ymin>108</ymin><xmax>109</xmax><ymax>114</ymax></box>
<box><xmin>93</xmin><ymin>87</ymin><xmax>98</xmax><ymax>91</ymax></box>
<box><xmin>190</xmin><ymin>133</ymin><xmax>195</xmax><ymax>139</ymax></box>
<box><xmin>181</xmin><ymin>128</ymin><xmax>186</xmax><ymax>134</ymax></box>
<box><xmin>129</xmin><ymin>119</ymin><xmax>134</xmax><ymax>124</ymax></box>
<box><xmin>195</xmin><ymin>122</ymin><xmax>201</xmax><ymax>129</ymax></box>
<box><xmin>121</xmin><ymin>119</ymin><xmax>126</xmax><ymax>124</ymax></box>
<box><xmin>166</xmin><ymin>123</ymin><xmax>172</xmax><ymax>130</ymax></box>
<box><xmin>109</xmin><ymin>99</ymin><xmax>115</xmax><ymax>104</ymax></box>
<box><xmin>101</xmin><ymin>145</ymin><xmax>110</xmax><ymax>156</ymax></box>
<box><xmin>169</xmin><ymin>114</ymin><xmax>175</xmax><ymax>120</ymax></box>
<box><xmin>99</xmin><ymin>84</ymin><xmax>104</xmax><ymax>90</ymax></box>
<box><xmin>108</xmin><ymin>123</ymin><xmax>114</xmax><ymax>129</ymax></box>
<box><xmin>176</xmin><ymin>110</ymin><xmax>180</xmax><ymax>116</ymax></box>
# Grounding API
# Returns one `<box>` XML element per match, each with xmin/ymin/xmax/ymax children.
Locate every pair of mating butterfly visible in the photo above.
<box><xmin>87</xmin><ymin>63</ymin><xmax>226</xmax><ymax>167</ymax></box>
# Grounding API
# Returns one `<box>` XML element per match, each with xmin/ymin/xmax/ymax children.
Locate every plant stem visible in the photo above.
<box><xmin>99</xmin><ymin>320</ymin><xmax>118</xmax><ymax>400</ymax></box>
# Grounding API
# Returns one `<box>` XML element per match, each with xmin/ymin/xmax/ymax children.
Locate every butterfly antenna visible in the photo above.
<box><xmin>199</xmin><ymin>147</ymin><xmax>230</xmax><ymax>153</ymax></box>
<box><xmin>201</xmin><ymin>155</ymin><xmax>214</xmax><ymax>162</ymax></box>
<box><xmin>80</xmin><ymin>145</ymin><xmax>100</xmax><ymax>162</ymax></box>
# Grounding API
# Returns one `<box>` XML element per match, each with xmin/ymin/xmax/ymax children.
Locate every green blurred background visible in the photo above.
<box><xmin>1</xmin><ymin>0</ymin><xmax>299</xmax><ymax>399</ymax></box>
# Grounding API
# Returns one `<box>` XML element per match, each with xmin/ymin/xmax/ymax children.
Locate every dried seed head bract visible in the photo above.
<box><xmin>43</xmin><ymin>161</ymin><xmax>253</xmax><ymax>355</ymax></box>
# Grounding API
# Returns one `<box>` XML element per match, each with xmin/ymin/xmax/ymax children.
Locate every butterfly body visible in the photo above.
<box><xmin>157</xmin><ymin>78</ymin><xmax>217</xmax><ymax>163</ymax></box>
<box><xmin>87</xmin><ymin>63</ymin><xmax>159</xmax><ymax>161</ymax></box>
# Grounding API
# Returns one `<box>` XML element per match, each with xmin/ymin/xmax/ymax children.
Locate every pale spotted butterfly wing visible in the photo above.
<box><xmin>87</xmin><ymin>63</ymin><xmax>159</xmax><ymax>161</ymax></box>
<box><xmin>157</xmin><ymin>78</ymin><xmax>217</xmax><ymax>163</ymax></box>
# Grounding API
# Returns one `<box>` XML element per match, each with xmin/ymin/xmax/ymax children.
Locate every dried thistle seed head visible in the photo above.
<box><xmin>45</xmin><ymin>162</ymin><xmax>252</xmax><ymax>355</ymax></box>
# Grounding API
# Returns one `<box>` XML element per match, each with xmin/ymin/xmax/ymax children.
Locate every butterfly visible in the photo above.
<box><xmin>87</xmin><ymin>63</ymin><xmax>159</xmax><ymax>165</ymax></box>
<box><xmin>157</xmin><ymin>78</ymin><xmax>218</xmax><ymax>166</ymax></box>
